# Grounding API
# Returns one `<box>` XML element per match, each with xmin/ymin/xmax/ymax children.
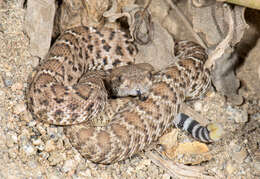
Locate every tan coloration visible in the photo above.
<box><xmin>27</xmin><ymin>25</ymin><xmax>210</xmax><ymax>164</ymax></box>
<box><xmin>106</xmin><ymin>63</ymin><xmax>154</xmax><ymax>97</ymax></box>
<box><xmin>64</xmin><ymin>40</ymin><xmax>210</xmax><ymax>164</ymax></box>
<box><xmin>27</xmin><ymin>26</ymin><xmax>141</xmax><ymax>126</ymax></box>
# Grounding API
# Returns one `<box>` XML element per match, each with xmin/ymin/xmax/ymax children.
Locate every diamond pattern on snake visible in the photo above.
<box><xmin>27</xmin><ymin>26</ymin><xmax>222</xmax><ymax>164</ymax></box>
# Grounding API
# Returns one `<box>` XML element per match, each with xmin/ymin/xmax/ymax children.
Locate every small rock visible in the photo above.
<box><xmin>8</xmin><ymin>146</ymin><xmax>18</xmax><ymax>159</ymax></box>
<box><xmin>20</xmin><ymin>110</ymin><xmax>33</xmax><ymax>123</ymax></box>
<box><xmin>78</xmin><ymin>169</ymin><xmax>92</xmax><ymax>177</ymax></box>
<box><xmin>226</xmin><ymin>106</ymin><xmax>248</xmax><ymax>123</ymax></box>
<box><xmin>229</xmin><ymin>140</ymin><xmax>241</xmax><ymax>152</ymax></box>
<box><xmin>226</xmin><ymin>161</ymin><xmax>236</xmax><ymax>175</ymax></box>
<box><xmin>232</xmin><ymin>148</ymin><xmax>248</xmax><ymax>164</ymax></box>
<box><xmin>32</xmin><ymin>138</ymin><xmax>43</xmax><ymax>146</ymax></box>
<box><xmin>13</xmin><ymin>102</ymin><xmax>26</xmax><ymax>114</ymax></box>
<box><xmin>47</xmin><ymin>127</ymin><xmax>60</xmax><ymax>139</ymax></box>
<box><xmin>36</xmin><ymin>124</ymin><xmax>47</xmax><ymax>136</ymax></box>
<box><xmin>28</xmin><ymin>120</ymin><xmax>37</xmax><ymax>127</ymax></box>
<box><xmin>38</xmin><ymin>151</ymin><xmax>49</xmax><ymax>160</ymax></box>
<box><xmin>194</xmin><ymin>101</ymin><xmax>203</xmax><ymax>111</ymax></box>
<box><xmin>45</xmin><ymin>139</ymin><xmax>56</xmax><ymax>152</ymax></box>
<box><xmin>21</xmin><ymin>143</ymin><xmax>36</xmax><ymax>156</ymax></box>
<box><xmin>126</xmin><ymin>166</ymin><xmax>134</xmax><ymax>175</ymax></box>
<box><xmin>162</xmin><ymin>173</ymin><xmax>171</xmax><ymax>179</ymax></box>
<box><xmin>27</xmin><ymin>160</ymin><xmax>38</xmax><ymax>168</ymax></box>
<box><xmin>3</xmin><ymin>75</ymin><xmax>13</xmax><ymax>87</ymax></box>
<box><xmin>48</xmin><ymin>151</ymin><xmax>66</xmax><ymax>166</ymax></box>
<box><xmin>136</xmin><ymin>159</ymin><xmax>151</xmax><ymax>170</ymax></box>
<box><xmin>6</xmin><ymin>131</ymin><xmax>18</xmax><ymax>147</ymax></box>
<box><xmin>62</xmin><ymin>159</ymin><xmax>78</xmax><ymax>173</ymax></box>
<box><xmin>11</xmin><ymin>82</ymin><xmax>23</xmax><ymax>91</ymax></box>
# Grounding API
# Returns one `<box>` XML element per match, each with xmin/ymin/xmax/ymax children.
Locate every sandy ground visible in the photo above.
<box><xmin>0</xmin><ymin>1</ymin><xmax>259</xmax><ymax>178</ymax></box>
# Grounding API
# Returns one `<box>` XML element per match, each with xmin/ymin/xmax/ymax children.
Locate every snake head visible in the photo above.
<box><xmin>106</xmin><ymin>63</ymin><xmax>154</xmax><ymax>99</ymax></box>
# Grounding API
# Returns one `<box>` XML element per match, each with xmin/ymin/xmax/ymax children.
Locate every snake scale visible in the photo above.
<box><xmin>27</xmin><ymin>26</ymin><xmax>216</xmax><ymax>164</ymax></box>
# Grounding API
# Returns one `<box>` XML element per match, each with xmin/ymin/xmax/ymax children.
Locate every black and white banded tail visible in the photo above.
<box><xmin>174</xmin><ymin>113</ymin><xmax>223</xmax><ymax>143</ymax></box>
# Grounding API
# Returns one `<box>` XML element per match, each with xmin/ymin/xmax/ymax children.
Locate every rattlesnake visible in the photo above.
<box><xmin>27</xmin><ymin>26</ymin><xmax>218</xmax><ymax>164</ymax></box>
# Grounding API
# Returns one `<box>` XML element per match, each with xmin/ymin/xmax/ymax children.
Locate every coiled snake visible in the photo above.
<box><xmin>27</xmin><ymin>26</ymin><xmax>218</xmax><ymax>164</ymax></box>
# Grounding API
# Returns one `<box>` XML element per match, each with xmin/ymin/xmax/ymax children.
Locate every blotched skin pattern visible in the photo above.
<box><xmin>27</xmin><ymin>26</ymin><xmax>141</xmax><ymax>125</ymax></box>
<box><xmin>27</xmin><ymin>26</ymin><xmax>210</xmax><ymax>164</ymax></box>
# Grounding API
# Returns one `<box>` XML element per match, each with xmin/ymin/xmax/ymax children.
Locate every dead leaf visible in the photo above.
<box><xmin>176</xmin><ymin>142</ymin><xmax>209</xmax><ymax>155</ymax></box>
<box><xmin>192</xmin><ymin>2</ymin><xmax>248</xmax><ymax>104</ymax></box>
<box><xmin>159</xmin><ymin>129</ymin><xmax>178</xmax><ymax>151</ymax></box>
<box><xmin>164</xmin><ymin>141</ymin><xmax>212</xmax><ymax>165</ymax></box>
<box><xmin>135</xmin><ymin>21</ymin><xmax>175</xmax><ymax>70</ymax></box>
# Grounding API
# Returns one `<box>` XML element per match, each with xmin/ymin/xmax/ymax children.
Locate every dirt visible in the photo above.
<box><xmin>0</xmin><ymin>0</ymin><xmax>259</xmax><ymax>178</ymax></box>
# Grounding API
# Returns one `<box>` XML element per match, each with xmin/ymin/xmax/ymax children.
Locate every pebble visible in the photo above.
<box><xmin>136</xmin><ymin>159</ymin><xmax>151</xmax><ymax>170</ymax></box>
<box><xmin>11</xmin><ymin>82</ymin><xmax>23</xmax><ymax>91</ymax></box>
<box><xmin>77</xmin><ymin>169</ymin><xmax>92</xmax><ymax>177</ymax></box>
<box><xmin>48</xmin><ymin>151</ymin><xmax>66</xmax><ymax>166</ymax></box>
<box><xmin>8</xmin><ymin>146</ymin><xmax>18</xmax><ymax>159</ymax></box>
<box><xmin>5</xmin><ymin>131</ymin><xmax>18</xmax><ymax>147</ymax></box>
<box><xmin>13</xmin><ymin>102</ymin><xmax>26</xmax><ymax>114</ymax></box>
<box><xmin>20</xmin><ymin>110</ymin><xmax>33</xmax><ymax>123</ymax></box>
<box><xmin>162</xmin><ymin>173</ymin><xmax>171</xmax><ymax>179</ymax></box>
<box><xmin>47</xmin><ymin>127</ymin><xmax>60</xmax><ymax>140</ymax></box>
<box><xmin>44</xmin><ymin>140</ymin><xmax>56</xmax><ymax>152</ymax></box>
<box><xmin>22</xmin><ymin>143</ymin><xmax>36</xmax><ymax>156</ymax></box>
<box><xmin>126</xmin><ymin>166</ymin><xmax>134</xmax><ymax>175</ymax></box>
<box><xmin>226</xmin><ymin>161</ymin><xmax>236</xmax><ymax>175</ymax></box>
<box><xmin>62</xmin><ymin>159</ymin><xmax>78</xmax><ymax>173</ymax></box>
<box><xmin>232</xmin><ymin>148</ymin><xmax>248</xmax><ymax>164</ymax></box>
<box><xmin>32</xmin><ymin>138</ymin><xmax>43</xmax><ymax>146</ymax></box>
<box><xmin>36</xmin><ymin>124</ymin><xmax>47</xmax><ymax>136</ymax></box>
<box><xmin>229</xmin><ymin>140</ymin><xmax>241</xmax><ymax>152</ymax></box>
<box><xmin>38</xmin><ymin>151</ymin><xmax>49</xmax><ymax>160</ymax></box>
<box><xmin>28</xmin><ymin>120</ymin><xmax>37</xmax><ymax>127</ymax></box>
<box><xmin>194</xmin><ymin>101</ymin><xmax>203</xmax><ymax>111</ymax></box>
<box><xmin>3</xmin><ymin>75</ymin><xmax>13</xmax><ymax>87</ymax></box>
<box><xmin>27</xmin><ymin>160</ymin><xmax>38</xmax><ymax>168</ymax></box>
<box><xmin>226</xmin><ymin>106</ymin><xmax>248</xmax><ymax>123</ymax></box>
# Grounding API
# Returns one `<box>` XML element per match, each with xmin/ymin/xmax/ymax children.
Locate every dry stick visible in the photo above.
<box><xmin>205</xmin><ymin>4</ymin><xmax>234</xmax><ymax>69</ymax></box>
<box><xmin>217</xmin><ymin>0</ymin><xmax>260</xmax><ymax>10</ymax></box>
<box><xmin>165</xmin><ymin>0</ymin><xmax>207</xmax><ymax>49</ymax></box>
<box><xmin>144</xmin><ymin>0</ymin><xmax>152</xmax><ymax>10</ymax></box>
<box><xmin>146</xmin><ymin>151</ymin><xmax>215</xmax><ymax>179</ymax></box>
